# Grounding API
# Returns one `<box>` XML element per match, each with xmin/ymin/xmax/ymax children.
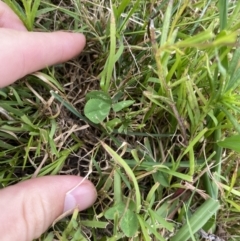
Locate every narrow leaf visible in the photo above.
<box><xmin>228</xmin><ymin>48</ymin><xmax>240</xmax><ymax>77</ymax></box>
<box><xmin>220</xmin><ymin>106</ymin><xmax>240</xmax><ymax>134</ymax></box>
<box><xmin>80</xmin><ymin>220</ymin><xmax>108</xmax><ymax>229</ymax></box>
<box><xmin>177</xmin><ymin>31</ymin><xmax>214</xmax><ymax>47</ymax></box>
<box><xmin>50</xmin><ymin>91</ymin><xmax>89</xmax><ymax>122</ymax></box>
<box><xmin>100</xmin><ymin>2</ymin><xmax>116</xmax><ymax>91</ymax></box>
<box><xmin>137</xmin><ymin>215</ymin><xmax>152</xmax><ymax>241</ymax></box>
<box><xmin>148</xmin><ymin>209</ymin><xmax>174</xmax><ymax>232</ymax></box>
<box><xmin>116</xmin><ymin>0</ymin><xmax>131</xmax><ymax>18</ymax></box>
<box><xmin>218</xmin><ymin>0</ymin><xmax>228</xmax><ymax>30</ymax></box>
<box><xmin>225</xmin><ymin>68</ymin><xmax>240</xmax><ymax>92</ymax></box>
<box><xmin>160</xmin><ymin>0</ymin><xmax>173</xmax><ymax>46</ymax></box>
<box><xmin>118</xmin><ymin>0</ymin><xmax>140</xmax><ymax>33</ymax></box>
<box><xmin>171</xmin><ymin>198</ymin><xmax>220</xmax><ymax>241</ymax></box>
<box><xmin>217</xmin><ymin>135</ymin><xmax>240</xmax><ymax>152</ymax></box>
<box><xmin>101</xmin><ymin>142</ymin><xmax>142</xmax><ymax>213</ymax></box>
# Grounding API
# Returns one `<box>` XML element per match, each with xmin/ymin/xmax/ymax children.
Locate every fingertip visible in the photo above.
<box><xmin>27</xmin><ymin>31</ymin><xmax>87</xmax><ymax>70</ymax></box>
<box><xmin>73</xmin><ymin>32</ymin><xmax>86</xmax><ymax>48</ymax></box>
<box><xmin>54</xmin><ymin>31</ymin><xmax>86</xmax><ymax>61</ymax></box>
<box><xmin>64</xmin><ymin>179</ymin><xmax>97</xmax><ymax>212</ymax></box>
<box><xmin>26</xmin><ymin>31</ymin><xmax>87</xmax><ymax>66</ymax></box>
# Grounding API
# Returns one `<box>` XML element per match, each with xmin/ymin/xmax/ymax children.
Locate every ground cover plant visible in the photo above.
<box><xmin>1</xmin><ymin>0</ymin><xmax>240</xmax><ymax>240</ymax></box>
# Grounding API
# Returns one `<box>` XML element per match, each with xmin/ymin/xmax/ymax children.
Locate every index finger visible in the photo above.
<box><xmin>0</xmin><ymin>29</ymin><xmax>86</xmax><ymax>87</ymax></box>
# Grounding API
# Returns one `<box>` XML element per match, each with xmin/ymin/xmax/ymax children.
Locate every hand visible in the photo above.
<box><xmin>0</xmin><ymin>1</ymin><xmax>86</xmax><ymax>87</ymax></box>
<box><xmin>0</xmin><ymin>1</ymin><xmax>97</xmax><ymax>240</ymax></box>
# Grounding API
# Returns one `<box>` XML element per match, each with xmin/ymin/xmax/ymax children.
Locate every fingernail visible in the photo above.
<box><xmin>63</xmin><ymin>183</ymin><xmax>96</xmax><ymax>212</ymax></box>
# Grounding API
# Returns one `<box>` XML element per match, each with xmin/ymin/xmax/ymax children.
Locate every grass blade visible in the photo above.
<box><xmin>100</xmin><ymin>1</ymin><xmax>116</xmax><ymax>92</ymax></box>
<box><xmin>227</xmin><ymin>0</ymin><xmax>240</xmax><ymax>28</ymax></box>
<box><xmin>217</xmin><ymin>135</ymin><xmax>240</xmax><ymax>152</ymax></box>
<box><xmin>101</xmin><ymin>142</ymin><xmax>141</xmax><ymax>213</ymax></box>
<box><xmin>220</xmin><ymin>106</ymin><xmax>240</xmax><ymax>134</ymax></box>
<box><xmin>218</xmin><ymin>0</ymin><xmax>228</xmax><ymax>30</ymax></box>
<box><xmin>160</xmin><ymin>0</ymin><xmax>173</xmax><ymax>46</ymax></box>
<box><xmin>171</xmin><ymin>198</ymin><xmax>220</xmax><ymax>241</ymax></box>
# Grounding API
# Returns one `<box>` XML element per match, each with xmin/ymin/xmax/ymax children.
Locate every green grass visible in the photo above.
<box><xmin>1</xmin><ymin>0</ymin><xmax>240</xmax><ymax>240</ymax></box>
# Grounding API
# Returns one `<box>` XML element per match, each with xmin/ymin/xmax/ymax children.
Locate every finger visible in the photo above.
<box><xmin>0</xmin><ymin>29</ymin><xmax>86</xmax><ymax>88</ymax></box>
<box><xmin>0</xmin><ymin>176</ymin><xmax>97</xmax><ymax>241</ymax></box>
<box><xmin>0</xmin><ymin>1</ymin><xmax>27</xmax><ymax>31</ymax></box>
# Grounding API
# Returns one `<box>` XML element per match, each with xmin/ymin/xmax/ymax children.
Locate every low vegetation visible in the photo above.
<box><xmin>1</xmin><ymin>0</ymin><xmax>240</xmax><ymax>240</ymax></box>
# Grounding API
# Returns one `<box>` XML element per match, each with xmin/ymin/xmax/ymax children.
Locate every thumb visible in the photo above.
<box><xmin>0</xmin><ymin>176</ymin><xmax>97</xmax><ymax>241</ymax></box>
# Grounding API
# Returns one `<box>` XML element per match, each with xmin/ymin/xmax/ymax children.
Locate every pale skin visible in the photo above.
<box><xmin>0</xmin><ymin>1</ymin><xmax>97</xmax><ymax>240</ymax></box>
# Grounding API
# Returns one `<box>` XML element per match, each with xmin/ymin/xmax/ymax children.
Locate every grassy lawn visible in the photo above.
<box><xmin>1</xmin><ymin>0</ymin><xmax>240</xmax><ymax>240</ymax></box>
